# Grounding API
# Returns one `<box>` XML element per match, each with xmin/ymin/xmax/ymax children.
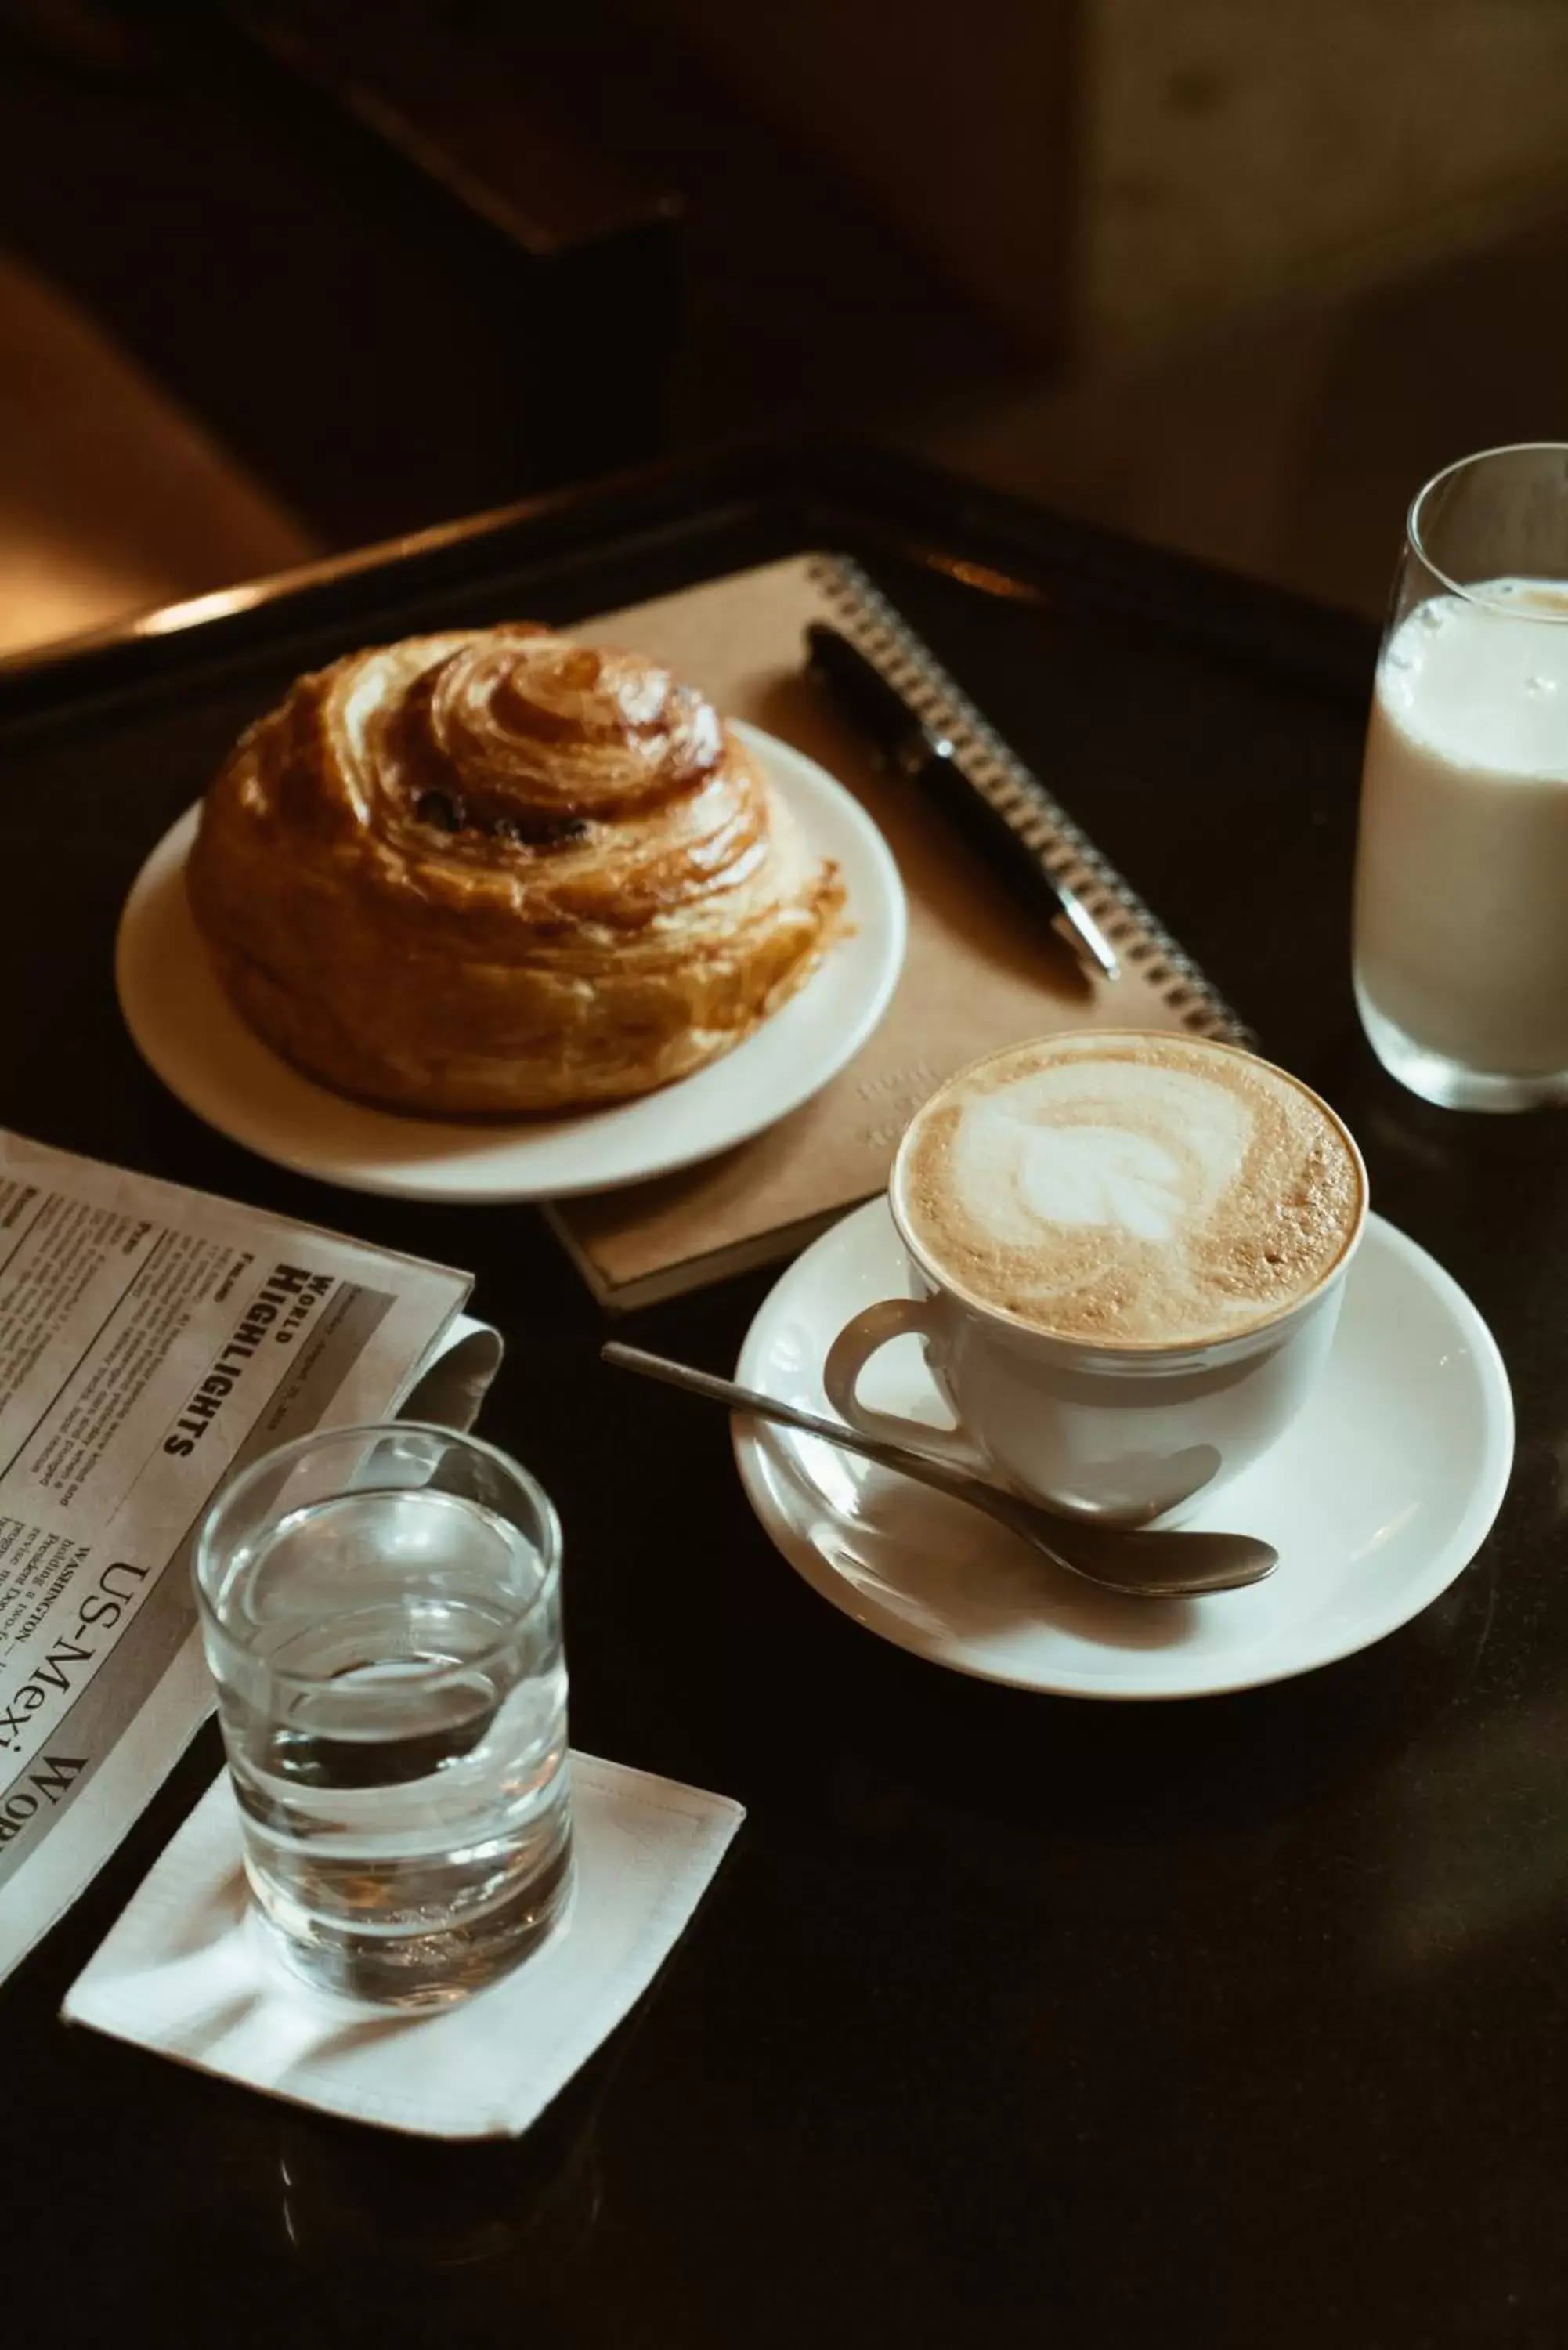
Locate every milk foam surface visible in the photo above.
<box><xmin>1376</xmin><ymin>580</ymin><xmax>1568</xmax><ymax>776</ymax></box>
<box><xmin>901</xmin><ymin>1036</ymin><xmax>1361</xmax><ymax>1347</ymax></box>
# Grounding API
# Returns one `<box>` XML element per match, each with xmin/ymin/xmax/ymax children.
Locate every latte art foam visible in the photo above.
<box><xmin>901</xmin><ymin>1035</ymin><xmax>1363</xmax><ymax>1348</ymax></box>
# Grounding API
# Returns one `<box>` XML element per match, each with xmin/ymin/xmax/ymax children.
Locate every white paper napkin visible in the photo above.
<box><xmin>62</xmin><ymin>1753</ymin><xmax>743</xmax><ymax>2139</ymax></box>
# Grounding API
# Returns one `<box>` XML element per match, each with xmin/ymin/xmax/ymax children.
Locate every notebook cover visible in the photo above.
<box><xmin>547</xmin><ymin>555</ymin><xmax>1245</xmax><ymax>1307</ymax></box>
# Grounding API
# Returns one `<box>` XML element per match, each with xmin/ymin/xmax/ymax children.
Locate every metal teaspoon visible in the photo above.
<box><xmin>601</xmin><ymin>1343</ymin><xmax>1277</xmax><ymax>1599</ymax></box>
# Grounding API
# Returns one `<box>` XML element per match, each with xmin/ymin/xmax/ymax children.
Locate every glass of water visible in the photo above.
<box><xmin>194</xmin><ymin>1423</ymin><xmax>571</xmax><ymax>2008</ymax></box>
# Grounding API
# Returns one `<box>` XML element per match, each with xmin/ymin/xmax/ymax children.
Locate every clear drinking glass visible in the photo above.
<box><xmin>194</xmin><ymin>1422</ymin><xmax>571</xmax><ymax>2008</ymax></box>
<box><xmin>1353</xmin><ymin>442</ymin><xmax>1568</xmax><ymax>1110</ymax></box>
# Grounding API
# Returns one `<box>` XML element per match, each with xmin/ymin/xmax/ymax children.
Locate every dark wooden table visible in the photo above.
<box><xmin>2</xmin><ymin>444</ymin><xmax>1561</xmax><ymax>2348</ymax></box>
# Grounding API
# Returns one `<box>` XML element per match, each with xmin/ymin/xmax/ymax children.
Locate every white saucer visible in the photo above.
<box><xmin>733</xmin><ymin>1199</ymin><xmax>1513</xmax><ymax>1701</ymax></box>
<box><xmin>114</xmin><ymin>722</ymin><xmax>906</xmax><ymax>1202</ymax></box>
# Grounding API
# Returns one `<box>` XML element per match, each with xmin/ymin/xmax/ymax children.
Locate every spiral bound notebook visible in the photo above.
<box><xmin>547</xmin><ymin>555</ymin><xmax>1245</xmax><ymax>1309</ymax></box>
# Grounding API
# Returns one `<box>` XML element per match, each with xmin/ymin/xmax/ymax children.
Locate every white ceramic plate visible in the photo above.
<box><xmin>733</xmin><ymin>1198</ymin><xmax>1514</xmax><ymax>1701</ymax></box>
<box><xmin>114</xmin><ymin>722</ymin><xmax>906</xmax><ymax>1202</ymax></box>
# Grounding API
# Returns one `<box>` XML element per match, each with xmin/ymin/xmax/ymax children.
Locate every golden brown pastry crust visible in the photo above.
<box><xmin>187</xmin><ymin>625</ymin><xmax>845</xmax><ymax>1115</ymax></box>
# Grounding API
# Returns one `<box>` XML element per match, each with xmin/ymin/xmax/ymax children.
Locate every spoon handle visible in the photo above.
<box><xmin>601</xmin><ymin>1341</ymin><xmax>981</xmax><ymax>1502</ymax></box>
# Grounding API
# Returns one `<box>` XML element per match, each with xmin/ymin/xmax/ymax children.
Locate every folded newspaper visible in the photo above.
<box><xmin>0</xmin><ymin>1129</ymin><xmax>500</xmax><ymax>1987</ymax></box>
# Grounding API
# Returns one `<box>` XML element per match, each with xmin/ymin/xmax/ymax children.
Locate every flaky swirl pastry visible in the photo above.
<box><xmin>187</xmin><ymin>625</ymin><xmax>846</xmax><ymax>1115</ymax></box>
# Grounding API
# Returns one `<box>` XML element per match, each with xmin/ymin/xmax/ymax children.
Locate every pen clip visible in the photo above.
<box><xmin>1052</xmin><ymin>895</ymin><xmax>1120</xmax><ymax>982</ymax></box>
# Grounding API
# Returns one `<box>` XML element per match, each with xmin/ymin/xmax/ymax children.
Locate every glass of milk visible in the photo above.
<box><xmin>1353</xmin><ymin>442</ymin><xmax>1568</xmax><ymax>1110</ymax></box>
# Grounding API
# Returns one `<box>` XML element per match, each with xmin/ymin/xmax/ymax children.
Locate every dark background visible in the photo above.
<box><xmin>4</xmin><ymin>0</ymin><xmax>1568</xmax><ymax>654</ymax></box>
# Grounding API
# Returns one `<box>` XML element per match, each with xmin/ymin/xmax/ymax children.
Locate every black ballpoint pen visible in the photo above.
<box><xmin>806</xmin><ymin>621</ymin><xmax>1119</xmax><ymax>983</ymax></box>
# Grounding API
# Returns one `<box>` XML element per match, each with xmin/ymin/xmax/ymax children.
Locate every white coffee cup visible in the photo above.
<box><xmin>823</xmin><ymin>1036</ymin><xmax>1367</xmax><ymax>1528</ymax></box>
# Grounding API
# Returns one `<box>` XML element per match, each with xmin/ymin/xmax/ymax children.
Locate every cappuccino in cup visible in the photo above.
<box><xmin>824</xmin><ymin>1032</ymin><xmax>1367</xmax><ymax>1528</ymax></box>
<box><xmin>900</xmin><ymin>1031</ymin><xmax>1364</xmax><ymax>1350</ymax></box>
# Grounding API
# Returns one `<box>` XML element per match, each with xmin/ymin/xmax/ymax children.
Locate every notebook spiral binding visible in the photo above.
<box><xmin>809</xmin><ymin>554</ymin><xmax>1252</xmax><ymax>1047</ymax></box>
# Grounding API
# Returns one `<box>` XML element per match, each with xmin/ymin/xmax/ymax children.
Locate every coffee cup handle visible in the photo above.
<box><xmin>823</xmin><ymin>1298</ymin><xmax>987</xmax><ymax>1474</ymax></box>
